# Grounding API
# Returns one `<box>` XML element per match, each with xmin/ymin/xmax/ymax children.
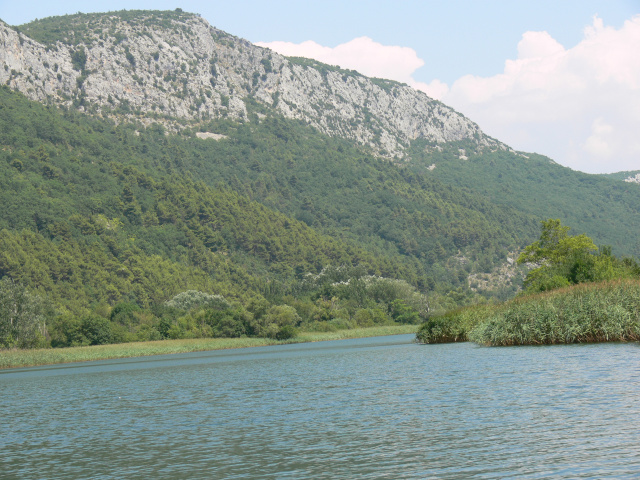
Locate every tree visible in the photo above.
<box><xmin>390</xmin><ymin>299</ymin><xmax>421</xmax><ymax>324</ymax></box>
<box><xmin>203</xmin><ymin>307</ymin><xmax>249</xmax><ymax>338</ymax></box>
<box><xmin>0</xmin><ymin>277</ymin><xmax>51</xmax><ymax>349</ymax></box>
<box><xmin>518</xmin><ymin>219</ymin><xmax>597</xmax><ymax>293</ymax></box>
<box><xmin>165</xmin><ymin>290</ymin><xmax>231</xmax><ymax>312</ymax></box>
<box><xmin>258</xmin><ymin>305</ymin><xmax>300</xmax><ymax>339</ymax></box>
<box><xmin>71</xmin><ymin>46</ymin><xmax>87</xmax><ymax>72</ymax></box>
<box><xmin>518</xmin><ymin>219</ymin><xmax>597</xmax><ymax>266</ymax></box>
<box><xmin>110</xmin><ymin>302</ymin><xmax>141</xmax><ymax>333</ymax></box>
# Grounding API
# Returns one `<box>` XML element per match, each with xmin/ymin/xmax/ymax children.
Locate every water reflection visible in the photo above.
<box><xmin>2</xmin><ymin>337</ymin><xmax>640</xmax><ymax>479</ymax></box>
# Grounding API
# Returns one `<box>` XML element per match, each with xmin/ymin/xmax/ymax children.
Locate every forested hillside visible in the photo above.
<box><xmin>602</xmin><ymin>171</ymin><xmax>640</xmax><ymax>184</ymax></box>
<box><xmin>0</xmin><ymin>85</ymin><xmax>534</xmax><ymax>348</ymax></box>
<box><xmin>1</xmin><ymin>9</ymin><xmax>639</xmax><ymax>350</ymax></box>
<box><xmin>408</xmin><ymin>141</ymin><xmax>640</xmax><ymax>257</ymax></box>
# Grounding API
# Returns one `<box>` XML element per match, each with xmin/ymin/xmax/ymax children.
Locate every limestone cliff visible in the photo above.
<box><xmin>0</xmin><ymin>10</ymin><xmax>505</xmax><ymax>158</ymax></box>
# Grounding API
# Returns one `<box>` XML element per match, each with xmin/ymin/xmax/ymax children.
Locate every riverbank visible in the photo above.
<box><xmin>417</xmin><ymin>279</ymin><xmax>640</xmax><ymax>346</ymax></box>
<box><xmin>0</xmin><ymin>324</ymin><xmax>417</xmax><ymax>369</ymax></box>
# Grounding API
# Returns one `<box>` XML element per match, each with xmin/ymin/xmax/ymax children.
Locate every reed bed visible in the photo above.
<box><xmin>415</xmin><ymin>303</ymin><xmax>494</xmax><ymax>344</ymax></box>
<box><xmin>0</xmin><ymin>324</ymin><xmax>417</xmax><ymax>369</ymax></box>
<box><xmin>417</xmin><ymin>279</ymin><xmax>640</xmax><ymax>346</ymax></box>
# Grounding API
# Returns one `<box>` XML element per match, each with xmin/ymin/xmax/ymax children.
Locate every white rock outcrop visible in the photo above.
<box><xmin>624</xmin><ymin>173</ymin><xmax>640</xmax><ymax>184</ymax></box>
<box><xmin>1</xmin><ymin>12</ymin><xmax>505</xmax><ymax>157</ymax></box>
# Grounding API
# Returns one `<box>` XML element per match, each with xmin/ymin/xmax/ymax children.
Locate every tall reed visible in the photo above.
<box><xmin>418</xmin><ymin>279</ymin><xmax>640</xmax><ymax>346</ymax></box>
<box><xmin>415</xmin><ymin>303</ymin><xmax>492</xmax><ymax>344</ymax></box>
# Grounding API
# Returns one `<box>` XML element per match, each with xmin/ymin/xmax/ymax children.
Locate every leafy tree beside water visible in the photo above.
<box><xmin>518</xmin><ymin>219</ymin><xmax>639</xmax><ymax>293</ymax></box>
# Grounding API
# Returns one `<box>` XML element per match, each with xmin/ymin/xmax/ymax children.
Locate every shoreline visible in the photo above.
<box><xmin>0</xmin><ymin>325</ymin><xmax>418</xmax><ymax>370</ymax></box>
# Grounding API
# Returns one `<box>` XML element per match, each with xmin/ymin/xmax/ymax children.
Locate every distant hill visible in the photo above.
<box><xmin>406</xmin><ymin>142</ymin><xmax>640</xmax><ymax>257</ymax></box>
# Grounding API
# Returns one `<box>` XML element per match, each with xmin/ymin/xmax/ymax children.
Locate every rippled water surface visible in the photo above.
<box><xmin>2</xmin><ymin>335</ymin><xmax>640</xmax><ymax>479</ymax></box>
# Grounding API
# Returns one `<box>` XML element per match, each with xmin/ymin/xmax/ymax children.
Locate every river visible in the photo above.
<box><xmin>2</xmin><ymin>335</ymin><xmax>640</xmax><ymax>479</ymax></box>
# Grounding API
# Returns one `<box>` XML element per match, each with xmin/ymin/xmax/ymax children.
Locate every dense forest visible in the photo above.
<box><xmin>408</xmin><ymin>141</ymin><xmax>640</xmax><ymax>257</ymax></box>
<box><xmin>0</xmin><ymin>85</ymin><xmax>538</xmax><ymax>349</ymax></box>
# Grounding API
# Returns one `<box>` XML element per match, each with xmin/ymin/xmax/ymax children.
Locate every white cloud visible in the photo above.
<box><xmin>256</xmin><ymin>36</ymin><xmax>440</xmax><ymax>94</ymax></box>
<box><xmin>443</xmin><ymin>15</ymin><xmax>640</xmax><ymax>173</ymax></box>
<box><xmin>415</xmin><ymin>78</ymin><xmax>450</xmax><ymax>100</ymax></box>
<box><xmin>583</xmin><ymin>118</ymin><xmax>615</xmax><ymax>158</ymax></box>
<box><xmin>258</xmin><ymin>16</ymin><xmax>640</xmax><ymax>173</ymax></box>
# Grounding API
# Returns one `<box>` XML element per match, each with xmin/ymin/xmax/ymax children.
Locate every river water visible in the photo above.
<box><xmin>2</xmin><ymin>335</ymin><xmax>640</xmax><ymax>479</ymax></box>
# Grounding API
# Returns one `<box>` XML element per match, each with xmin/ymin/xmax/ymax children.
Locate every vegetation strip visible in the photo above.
<box><xmin>417</xmin><ymin>279</ymin><xmax>640</xmax><ymax>346</ymax></box>
<box><xmin>0</xmin><ymin>325</ymin><xmax>417</xmax><ymax>369</ymax></box>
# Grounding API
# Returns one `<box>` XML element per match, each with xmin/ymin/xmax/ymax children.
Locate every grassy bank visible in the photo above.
<box><xmin>0</xmin><ymin>325</ymin><xmax>417</xmax><ymax>369</ymax></box>
<box><xmin>417</xmin><ymin>279</ymin><xmax>640</xmax><ymax>346</ymax></box>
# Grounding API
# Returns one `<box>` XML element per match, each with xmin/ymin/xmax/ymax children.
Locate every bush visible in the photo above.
<box><xmin>275</xmin><ymin>324</ymin><xmax>297</xmax><ymax>340</ymax></box>
<box><xmin>390</xmin><ymin>300</ymin><xmax>421</xmax><ymax>324</ymax></box>
<box><xmin>80</xmin><ymin>315</ymin><xmax>114</xmax><ymax>345</ymax></box>
<box><xmin>416</xmin><ymin>304</ymin><xmax>491</xmax><ymax>344</ymax></box>
<box><xmin>419</xmin><ymin>279</ymin><xmax>640</xmax><ymax>346</ymax></box>
<box><xmin>304</xmin><ymin>321</ymin><xmax>338</xmax><ymax>332</ymax></box>
<box><xmin>135</xmin><ymin>323</ymin><xmax>163</xmax><ymax>341</ymax></box>
<box><xmin>258</xmin><ymin>305</ymin><xmax>301</xmax><ymax>338</ymax></box>
<box><xmin>468</xmin><ymin>280</ymin><xmax>640</xmax><ymax>345</ymax></box>
<box><xmin>353</xmin><ymin>307</ymin><xmax>389</xmax><ymax>327</ymax></box>
<box><xmin>49</xmin><ymin>314</ymin><xmax>88</xmax><ymax>347</ymax></box>
<box><xmin>204</xmin><ymin>308</ymin><xmax>248</xmax><ymax>338</ymax></box>
<box><xmin>327</xmin><ymin>318</ymin><xmax>354</xmax><ymax>330</ymax></box>
<box><xmin>110</xmin><ymin>302</ymin><xmax>141</xmax><ymax>330</ymax></box>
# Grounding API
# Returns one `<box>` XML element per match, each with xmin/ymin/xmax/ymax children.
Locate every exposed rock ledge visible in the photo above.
<box><xmin>0</xmin><ymin>11</ymin><xmax>508</xmax><ymax>159</ymax></box>
<box><xmin>624</xmin><ymin>173</ymin><xmax>640</xmax><ymax>184</ymax></box>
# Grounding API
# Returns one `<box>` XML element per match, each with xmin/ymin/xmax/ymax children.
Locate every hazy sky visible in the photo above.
<box><xmin>1</xmin><ymin>0</ymin><xmax>639</xmax><ymax>174</ymax></box>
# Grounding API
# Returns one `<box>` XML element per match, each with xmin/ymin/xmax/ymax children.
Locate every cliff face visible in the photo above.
<box><xmin>0</xmin><ymin>10</ymin><xmax>504</xmax><ymax>157</ymax></box>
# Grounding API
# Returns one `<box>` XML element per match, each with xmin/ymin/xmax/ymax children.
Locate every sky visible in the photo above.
<box><xmin>1</xmin><ymin>1</ymin><xmax>639</xmax><ymax>174</ymax></box>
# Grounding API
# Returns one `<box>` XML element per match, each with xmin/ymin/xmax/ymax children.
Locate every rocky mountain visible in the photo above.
<box><xmin>0</xmin><ymin>9</ymin><xmax>505</xmax><ymax>159</ymax></box>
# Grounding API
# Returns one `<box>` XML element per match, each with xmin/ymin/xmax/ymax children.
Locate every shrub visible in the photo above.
<box><xmin>275</xmin><ymin>324</ymin><xmax>297</xmax><ymax>340</ymax></box>
<box><xmin>80</xmin><ymin>315</ymin><xmax>114</xmax><ymax>345</ymax></box>
<box><xmin>420</xmin><ymin>280</ymin><xmax>640</xmax><ymax>346</ymax></box>
<box><xmin>203</xmin><ymin>308</ymin><xmax>248</xmax><ymax>338</ymax></box>
<box><xmin>258</xmin><ymin>305</ymin><xmax>301</xmax><ymax>338</ymax></box>
<box><xmin>49</xmin><ymin>314</ymin><xmax>88</xmax><ymax>348</ymax></box>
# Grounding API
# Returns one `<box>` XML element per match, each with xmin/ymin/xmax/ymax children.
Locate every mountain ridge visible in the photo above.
<box><xmin>1</xmin><ymin>9</ymin><xmax>506</xmax><ymax>159</ymax></box>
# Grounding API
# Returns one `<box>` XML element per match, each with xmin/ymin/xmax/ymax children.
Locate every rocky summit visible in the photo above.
<box><xmin>0</xmin><ymin>9</ymin><xmax>506</xmax><ymax>158</ymax></box>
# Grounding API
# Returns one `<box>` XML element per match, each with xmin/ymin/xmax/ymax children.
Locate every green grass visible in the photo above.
<box><xmin>0</xmin><ymin>325</ymin><xmax>417</xmax><ymax>369</ymax></box>
<box><xmin>417</xmin><ymin>279</ymin><xmax>640</xmax><ymax>346</ymax></box>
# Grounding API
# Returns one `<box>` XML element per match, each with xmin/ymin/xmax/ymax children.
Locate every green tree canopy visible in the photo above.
<box><xmin>517</xmin><ymin>219</ymin><xmax>638</xmax><ymax>293</ymax></box>
<box><xmin>517</xmin><ymin>219</ymin><xmax>597</xmax><ymax>266</ymax></box>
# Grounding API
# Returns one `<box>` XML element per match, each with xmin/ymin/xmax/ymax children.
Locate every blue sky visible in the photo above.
<box><xmin>1</xmin><ymin>1</ymin><xmax>639</xmax><ymax>173</ymax></box>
